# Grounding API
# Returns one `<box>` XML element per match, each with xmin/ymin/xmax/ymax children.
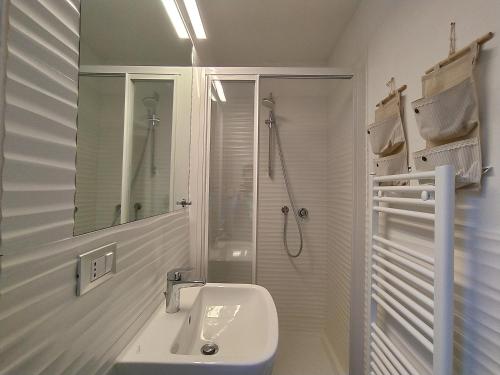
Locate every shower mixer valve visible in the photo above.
<box><xmin>281</xmin><ymin>205</ymin><xmax>308</xmax><ymax>219</ymax></box>
<box><xmin>297</xmin><ymin>208</ymin><xmax>309</xmax><ymax>219</ymax></box>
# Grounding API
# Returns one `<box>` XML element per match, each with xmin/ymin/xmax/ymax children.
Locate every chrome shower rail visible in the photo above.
<box><xmin>368</xmin><ymin>165</ymin><xmax>455</xmax><ymax>375</ymax></box>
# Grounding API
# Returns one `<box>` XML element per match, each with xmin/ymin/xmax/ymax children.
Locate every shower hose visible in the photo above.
<box><xmin>272</xmin><ymin>123</ymin><xmax>304</xmax><ymax>258</ymax></box>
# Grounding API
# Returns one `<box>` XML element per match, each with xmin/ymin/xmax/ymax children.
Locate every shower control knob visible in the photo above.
<box><xmin>297</xmin><ymin>208</ymin><xmax>309</xmax><ymax>219</ymax></box>
<box><xmin>281</xmin><ymin>206</ymin><xmax>289</xmax><ymax>214</ymax></box>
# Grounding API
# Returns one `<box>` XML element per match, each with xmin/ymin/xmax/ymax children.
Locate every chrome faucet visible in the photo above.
<box><xmin>164</xmin><ymin>268</ymin><xmax>206</xmax><ymax>313</ymax></box>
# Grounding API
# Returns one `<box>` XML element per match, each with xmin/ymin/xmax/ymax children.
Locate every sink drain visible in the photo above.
<box><xmin>201</xmin><ymin>343</ymin><xmax>219</xmax><ymax>355</ymax></box>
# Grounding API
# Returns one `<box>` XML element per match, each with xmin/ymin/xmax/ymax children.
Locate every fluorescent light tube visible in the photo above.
<box><xmin>183</xmin><ymin>0</ymin><xmax>207</xmax><ymax>39</ymax></box>
<box><xmin>213</xmin><ymin>81</ymin><xmax>226</xmax><ymax>102</ymax></box>
<box><xmin>162</xmin><ymin>0</ymin><xmax>190</xmax><ymax>39</ymax></box>
<box><xmin>65</xmin><ymin>0</ymin><xmax>79</xmax><ymax>13</ymax></box>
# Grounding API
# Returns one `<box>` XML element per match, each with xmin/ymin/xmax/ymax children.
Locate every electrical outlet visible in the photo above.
<box><xmin>90</xmin><ymin>255</ymin><xmax>106</xmax><ymax>281</ymax></box>
<box><xmin>77</xmin><ymin>243</ymin><xmax>117</xmax><ymax>296</ymax></box>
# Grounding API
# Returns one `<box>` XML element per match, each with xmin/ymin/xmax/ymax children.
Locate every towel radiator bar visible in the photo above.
<box><xmin>368</xmin><ymin>165</ymin><xmax>455</xmax><ymax>375</ymax></box>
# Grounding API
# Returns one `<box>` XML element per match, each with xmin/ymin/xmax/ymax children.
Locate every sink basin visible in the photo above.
<box><xmin>115</xmin><ymin>283</ymin><xmax>278</xmax><ymax>375</ymax></box>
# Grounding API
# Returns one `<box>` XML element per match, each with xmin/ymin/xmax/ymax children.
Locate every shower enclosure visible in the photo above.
<box><xmin>194</xmin><ymin>67</ymin><xmax>356</xmax><ymax>375</ymax></box>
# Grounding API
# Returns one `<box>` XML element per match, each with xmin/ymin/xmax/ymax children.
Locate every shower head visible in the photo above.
<box><xmin>142</xmin><ymin>92</ymin><xmax>160</xmax><ymax>115</ymax></box>
<box><xmin>262</xmin><ymin>93</ymin><xmax>275</xmax><ymax>109</ymax></box>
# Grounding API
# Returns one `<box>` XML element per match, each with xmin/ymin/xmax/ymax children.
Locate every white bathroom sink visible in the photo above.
<box><xmin>115</xmin><ymin>283</ymin><xmax>278</xmax><ymax>375</ymax></box>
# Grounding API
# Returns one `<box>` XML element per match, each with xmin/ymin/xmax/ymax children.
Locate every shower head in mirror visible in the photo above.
<box><xmin>262</xmin><ymin>93</ymin><xmax>275</xmax><ymax>109</ymax></box>
<box><xmin>143</xmin><ymin>92</ymin><xmax>160</xmax><ymax>116</ymax></box>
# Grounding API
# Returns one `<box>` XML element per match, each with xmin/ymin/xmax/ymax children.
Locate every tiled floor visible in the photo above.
<box><xmin>272</xmin><ymin>330</ymin><xmax>338</xmax><ymax>375</ymax></box>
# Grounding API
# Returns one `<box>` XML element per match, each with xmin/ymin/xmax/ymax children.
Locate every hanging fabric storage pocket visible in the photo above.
<box><xmin>373</xmin><ymin>146</ymin><xmax>408</xmax><ymax>179</ymax></box>
<box><xmin>412</xmin><ymin>77</ymin><xmax>478</xmax><ymax>142</ymax></box>
<box><xmin>367</xmin><ymin>114</ymin><xmax>405</xmax><ymax>156</ymax></box>
<box><xmin>413</xmin><ymin>137</ymin><xmax>481</xmax><ymax>187</ymax></box>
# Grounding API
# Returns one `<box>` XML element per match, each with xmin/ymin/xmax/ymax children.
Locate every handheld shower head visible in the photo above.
<box><xmin>142</xmin><ymin>92</ymin><xmax>160</xmax><ymax>116</ymax></box>
<box><xmin>262</xmin><ymin>93</ymin><xmax>275</xmax><ymax>109</ymax></box>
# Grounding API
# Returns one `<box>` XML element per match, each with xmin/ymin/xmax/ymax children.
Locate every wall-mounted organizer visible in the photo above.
<box><xmin>411</xmin><ymin>25</ymin><xmax>494</xmax><ymax>188</ymax></box>
<box><xmin>368</xmin><ymin>165</ymin><xmax>455</xmax><ymax>375</ymax></box>
<box><xmin>369</xmin><ymin>79</ymin><xmax>408</xmax><ymax>181</ymax></box>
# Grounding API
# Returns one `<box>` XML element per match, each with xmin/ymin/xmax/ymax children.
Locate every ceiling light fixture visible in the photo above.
<box><xmin>213</xmin><ymin>81</ymin><xmax>226</xmax><ymax>102</ymax></box>
<box><xmin>162</xmin><ymin>0</ymin><xmax>190</xmax><ymax>39</ymax></box>
<box><xmin>183</xmin><ymin>0</ymin><xmax>207</xmax><ymax>39</ymax></box>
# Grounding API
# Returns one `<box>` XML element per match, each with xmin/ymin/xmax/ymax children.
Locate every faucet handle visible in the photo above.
<box><xmin>167</xmin><ymin>267</ymin><xmax>193</xmax><ymax>281</ymax></box>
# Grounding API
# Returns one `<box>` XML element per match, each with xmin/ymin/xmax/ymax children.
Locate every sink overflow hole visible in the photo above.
<box><xmin>201</xmin><ymin>343</ymin><xmax>219</xmax><ymax>355</ymax></box>
<box><xmin>188</xmin><ymin>315</ymin><xmax>191</xmax><ymax>325</ymax></box>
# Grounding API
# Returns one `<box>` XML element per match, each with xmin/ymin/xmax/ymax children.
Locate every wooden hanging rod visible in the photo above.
<box><xmin>425</xmin><ymin>31</ymin><xmax>494</xmax><ymax>74</ymax></box>
<box><xmin>376</xmin><ymin>85</ymin><xmax>407</xmax><ymax>107</ymax></box>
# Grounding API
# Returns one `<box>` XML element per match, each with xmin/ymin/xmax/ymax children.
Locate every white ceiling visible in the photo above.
<box><xmin>79</xmin><ymin>0</ymin><xmax>360</xmax><ymax>67</ymax></box>
<box><xmin>189</xmin><ymin>0</ymin><xmax>361</xmax><ymax>66</ymax></box>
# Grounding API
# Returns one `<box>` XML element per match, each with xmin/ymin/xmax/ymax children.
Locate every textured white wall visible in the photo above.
<box><xmin>0</xmin><ymin>2</ymin><xmax>192</xmax><ymax>375</ymax></box>
<box><xmin>257</xmin><ymin>79</ymin><xmax>329</xmax><ymax>333</ymax></box>
<box><xmin>0</xmin><ymin>211</ymin><xmax>190</xmax><ymax>375</ymax></box>
<box><xmin>329</xmin><ymin>1</ymin><xmax>500</xmax><ymax>374</ymax></box>
<box><xmin>0</xmin><ymin>0</ymin><xmax>80</xmax><ymax>250</ymax></box>
<box><xmin>325</xmin><ymin>79</ymin><xmax>354</xmax><ymax>374</ymax></box>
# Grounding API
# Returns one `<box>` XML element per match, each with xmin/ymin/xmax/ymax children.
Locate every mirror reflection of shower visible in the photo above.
<box><xmin>112</xmin><ymin>91</ymin><xmax>161</xmax><ymax>225</ymax></box>
<box><xmin>263</xmin><ymin>93</ymin><xmax>304</xmax><ymax>258</ymax></box>
<box><xmin>142</xmin><ymin>92</ymin><xmax>160</xmax><ymax>177</ymax></box>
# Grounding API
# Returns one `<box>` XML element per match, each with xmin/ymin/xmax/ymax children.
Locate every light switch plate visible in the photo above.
<box><xmin>77</xmin><ymin>242</ymin><xmax>117</xmax><ymax>296</ymax></box>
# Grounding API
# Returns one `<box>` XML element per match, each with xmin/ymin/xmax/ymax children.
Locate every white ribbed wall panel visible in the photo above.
<box><xmin>1</xmin><ymin>0</ymin><xmax>79</xmax><ymax>250</ymax></box>
<box><xmin>329</xmin><ymin>1</ymin><xmax>500</xmax><ymax>373</ymax></box>
<box><xmin>257</xmin><ymin>79</ymin><xmax>328</xmax><ymax>333</ymax></box>
<box><xmin>325</xmin><ymin>79</ymin><xmax>353</xmax><ymax>373</ymax></box>
<box><xmin>0</xmin><ymin>3</ymin><xmax>193</xmax><ymax>375</ymax></box>
<box><xmin>0</xmin><ymin>211</ymin><xmax>190</xmax><ymax>375</ymax></box>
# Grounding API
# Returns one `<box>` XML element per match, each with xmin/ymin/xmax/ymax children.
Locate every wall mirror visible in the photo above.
<box><xmin>74</xmin><ymin>0</ymin><xmax>194</xmax><ymax>235</ymax></box>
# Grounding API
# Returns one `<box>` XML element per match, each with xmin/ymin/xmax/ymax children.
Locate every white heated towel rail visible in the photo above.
<box><xmin>368</xmin><ymin>165</ymin><xmax>455</xmax><ymax>375</ymax></box>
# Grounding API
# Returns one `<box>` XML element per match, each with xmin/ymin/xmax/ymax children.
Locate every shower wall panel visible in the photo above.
<box><xmin>325</xmin><ymin>79</ymin><xmax>354</xmax><ymax>373</ymax></box>
<box><xmin>257</xmin><ymin>79</ymin><xmax>329</xmax><ymax>333</ymax></box>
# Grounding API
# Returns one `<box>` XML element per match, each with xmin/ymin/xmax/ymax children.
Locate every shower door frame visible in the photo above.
<box><xmin>192</xmin><ymin>67</ymin><xmax>355</xmax><ymax>285</ymax></box>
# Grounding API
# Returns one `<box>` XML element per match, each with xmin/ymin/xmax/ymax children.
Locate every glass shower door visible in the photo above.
<box><xmin>206</xmin><ymin>78</ymin><xmax>258</xmax><ymax>283</ymax></box>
